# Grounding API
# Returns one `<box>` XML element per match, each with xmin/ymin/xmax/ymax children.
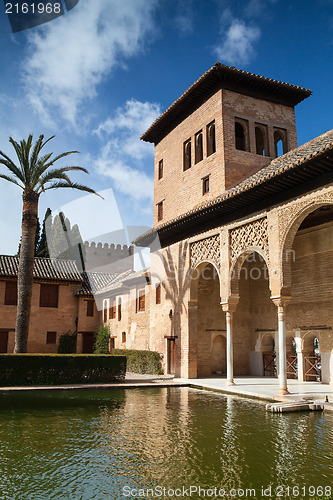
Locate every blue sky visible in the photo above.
<box><xmin>0</xmin><ymin>0</ymin><xmax>333</xmax><ymax>254</ymax></box>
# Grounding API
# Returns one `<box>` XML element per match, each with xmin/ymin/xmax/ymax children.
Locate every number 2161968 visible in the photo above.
<box><xmin>5</xmin><ymin>3</ymin><xmax>62</xmax><ymax>14</ymax></box>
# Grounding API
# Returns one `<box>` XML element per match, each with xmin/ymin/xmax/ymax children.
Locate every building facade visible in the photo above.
<box><xmin>101</xmin><ymin>64</ymin><xmax>333</xmax><ymax>390</ymax></box>
<box><xmin>0</xmin><ymin>255</ymin><xmax>117</xmax><ymax>354</ymax></box>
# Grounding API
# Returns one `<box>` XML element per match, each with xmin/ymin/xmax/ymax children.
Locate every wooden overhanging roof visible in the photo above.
<box><xmin>0</xmin><ymin>256</ymin><xmax>82</xmax><ymax>283</ymax></box>
<box><xmin>141</xmin><ymin>63</ymin><xmax>312</xmax><ymax>144</ymax></box>
<box><xmin>133</xmin><ymin>129</ymin><xmax>333</xmax><ymax>249</ymax></box>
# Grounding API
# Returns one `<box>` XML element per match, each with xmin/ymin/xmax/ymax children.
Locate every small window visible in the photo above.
<box><xmin>195</xmin><ymin>130</ymin><xmax>203</xmax><ymax>164</ymax></box>
<box><xmin>4</xmin><ymin>280</ymin><xmax>17</xmax><ymax>305</ymax></box>
<box><xmin>109</xmin><ymin>298</ymin><xmax>116</xmax><ymax>319</ymax></box>
<box><xmin>157</xmin><ymin>201</ymin><xmax>163</xmax><ymax>222</ymax></box>
<box><xmin>255</xmin><ymin>124</ymin><xmax>269</xmax><ymax>156</ymax></box>
<box><xmin>103</xmin><ymin>304</ymin><xmax>107</xmax><ymax>323</ymax></box>
<box><xmin>183</xmin><ymin>139</ymin><xmax>191</xmax><ymax>171</ymax></box>
<box><xmin>235</xmin><ymin>118</ymin><xmax>249</xmax><ymax>151</ymax></box>
<box><xmin>118</xmin><ymin>297</ymin><xmax>122</xmax><ymax>321</ymax></box>
<box><xmin>207</xmin><ymin>121</ymin><xmax>216</xmax><ymax>156</ymax></box>
<box><xmin>40</xmin><ymin>284</ymin><xmax>59</xmax><ymax>308</ymax></box>
<box><xmin>158</xmin><ymin>159</ymin><xmax>163</xmax><ymax>180</ymax></box>
<box><xmin>202</xmin><ymin>175</ymin><xmax>210</xmax><ymax>195</ymax></box>
<box><xmin>122</xmin><ymin>332</ymin><xmax>126</xmax><ymax>344</ymax></box>
<box><xmin>46</xmin><ymin>331</ymin><xmax>56</xmax><ymax>344</ymax></box>
<box><xmin>138</xmin><ymin>290</ymin><xmax>145</xmax><ymax>312</ymax></box>
<box><xmin>86</xmin><ymin>300</ymin><xmax>94</xmax><ymax>317</ymax></box>
<box><xmin>274</xmin><ymin>128</ymin><xmax>288</xmax><ymax>157</ymax></box>
<box><xmin>156</xmin><ymin>283</ymin><xmax>161</xmax><ymax>305</ymax></box>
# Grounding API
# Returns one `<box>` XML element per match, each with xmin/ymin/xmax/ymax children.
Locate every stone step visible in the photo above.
<box><xmin>266</xmin><ymin>402</ymin><xmax>324</xmax><ymax>413</ymax></box>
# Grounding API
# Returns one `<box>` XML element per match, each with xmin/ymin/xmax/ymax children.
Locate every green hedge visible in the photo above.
<box><xmin>0</xmin><ymin>354</ymin><xmax>126</xmax><ymax>386</ymax></box>
<box><xmin>112</xmin><ymin>349</ymin><xmax>163</xmax><ymax>375</ymax></box>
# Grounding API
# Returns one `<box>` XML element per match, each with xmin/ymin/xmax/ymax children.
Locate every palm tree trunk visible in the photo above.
<box><xmin>14</xmin><ymin>190</ymin><xmax>39</xmax><ymax>353</ymax></box>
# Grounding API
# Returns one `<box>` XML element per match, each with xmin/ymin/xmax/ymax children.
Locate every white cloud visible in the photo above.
<box><xmin>95</xmin><ymin>99</ymin><xmax>161</xmax><ymax>160</ymax></box>
<box><xmin>23</xmin><ymin>0</ymin><xmax>157</xmax><ymax>125</ymax></box>
<box><xmin>214</xmin><ymin>18</ymin><xmax>260</xmax><ymax>65</ymax></box>
<box><xmin>93</xmin><ymin>99</ymin><xmax>160</xmax><ymax>205</ymax></box>
<box><xmin>174</xmin><ymin>0</ymin><xmax>194</xmax><ymax>36</ymax></box>
<box><xmin>96</xmin><ymin>145</ymin><xmax>154</xmax><ymax>202</ymax></box>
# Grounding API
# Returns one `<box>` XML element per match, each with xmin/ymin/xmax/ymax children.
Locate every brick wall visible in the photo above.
<box><xmin>153</xmin><ymin>88</ymin><xmax>298</xmax><ymax>225</ymax></box>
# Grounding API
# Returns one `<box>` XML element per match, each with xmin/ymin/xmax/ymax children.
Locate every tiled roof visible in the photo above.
<box><xmin>134</xmin><ymin>129</ymin><xmax>333</xmax><ymax>245</ymax></box>
<box><xmin>96</xmin><ymin>269</ymin><xmax>150</xmax><ymax>295</ymax></box>
<box><xmin>141</xmin><ymin>63</ymin><xmax>311</xmax><ymax>144</ymax></box>
<box><xmin>74</xmin><ymin>271</ymin><xmax>119</xmax><ymax>296</ymax></box>
<box><xmin>0</xmin><ymin>255</ymin><xmax>82</xmax><ymax>282</ymax></box>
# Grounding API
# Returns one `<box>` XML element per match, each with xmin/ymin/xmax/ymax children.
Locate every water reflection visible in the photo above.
<box><xmin>0</xmin><ymin>388</ymin><xmax>332</xmax><ymax>499</ymax></box>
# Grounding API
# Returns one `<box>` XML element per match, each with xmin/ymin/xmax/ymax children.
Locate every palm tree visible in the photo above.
<box><xmin>0</xmin><ymin>134</ymin><xmax>100</xmax><ymax>353</ymax></box>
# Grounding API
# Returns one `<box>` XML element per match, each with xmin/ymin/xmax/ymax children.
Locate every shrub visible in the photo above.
<box><xmin>94</xmin><ymin>325</ymin><xmax>110</xmax><ymax>354</ymax></box>
<box><xmin>0</xmin><ymin>354</ymin><xmax>126</xmax><ymax>386</ymax></box>
<box><xmin>58</xmin><ymin>331</ymin><xmax>77</xmax><ymax>353</ymax></box>
<box><xmin>112</xmin><ymin>349</ymin><xmax>163</xmax><ymax>375</ymax></box>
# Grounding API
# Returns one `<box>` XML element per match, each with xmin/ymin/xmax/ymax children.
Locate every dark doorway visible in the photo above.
<box><xmin>82</xmin><ymin>332</ymin><xmax>95</xmax><ymax>353</ymax></box>
<box><xmin>110</xmin><ymin>338</ymin><xmax>115</xmax><ymax>352</ymax></box>
<box><xmin>0</xmin><ymin>331</ymin><xmax>8</xmax><ymax>353</ymax></box>
<box><xmin>167</xmin><ymin>338</ymin><xmax>176</xmax><ymax>374</ymax></box>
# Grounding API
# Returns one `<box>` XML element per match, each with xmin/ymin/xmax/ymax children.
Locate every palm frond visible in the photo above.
<box><xmin>30</xmin><ymin>153</ymin><xmax>54</xmax><ymax>186</ymax></box>
<box><xmin>0</xmin><ymin>155</ymin><xmax>25</xmax><ymax>183</ymax></box>
<box><xmin>0</xmin><ymin>173</ymin><xmax>23</xmax><ymax>188</ymax></box>
<box><xmin>0</xmin><ymin>134</ymin><xmax>100</xmax><ymax>200</ymax></box>
<box><xmin>42</xmin><ymin>151</ymin><xmax>79</xmax><ymax>170</ymax></box>
<box><xmin>41</xmin><ymin>135</ymin><xmax>55</xmax><ymax>150</ymax></box>
<box><xmin>36</xmin><ymin>170</ymin><xmax>72</xmax><ymax>190</ymax></box>
<box><xmin>22</xmin><ymin>135</ymin><xmax>34</xmax><ymax>184</ymax></box>
<box><xmin>8</xmin><ymin>137</ymin><xmax>25</xmax><ymax>179</ymax></box>
<box><xmin>30</xmin><ymin>135</ymin><xmax>44</xmax><ymax>169</ymax></box>
<box><xmin>43</xmin><ymin>181</ymin><xmax>103</xmax><ymax>198</ymax></box>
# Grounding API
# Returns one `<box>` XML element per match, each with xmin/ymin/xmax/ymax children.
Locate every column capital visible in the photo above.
<box><xmin>270</xmin><ymin>295</ymin><xmax>291</xmax><ymax>309</ymax></box>
<box><xmin>221</xmin><ymin>295</ymin><xmax>239</xmax><ymax>313</ymax></box>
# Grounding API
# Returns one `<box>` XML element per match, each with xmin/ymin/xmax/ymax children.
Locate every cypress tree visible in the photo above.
<box><xmin>37</xmin><ymin>208</ymin><xmax>52</xmax><ymax>258</ymax></box>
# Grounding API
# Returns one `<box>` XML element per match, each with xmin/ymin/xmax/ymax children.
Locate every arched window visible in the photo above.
<box><xmin>235</xmin><ymin>119</ymin><xmax>249</xmax><ymax>151</ymax></box>
<box><xmin>274</xmin><ymin>129</ymin><xmax>287</xmax><ymax>157</ymax></box>
<box><xmin>195</xmin><ymin>130</ymin><xmax>203</xmax><ymax>163</ymax></box>
<box><xmin>183</xmin><ymin>139</ymin><xmax>191</xmax><ymax>171</ymax></box>
<box><xmin>207</xmin><ymin>121</ymin><xmax>216</xmax><ymax>156</ymax></box>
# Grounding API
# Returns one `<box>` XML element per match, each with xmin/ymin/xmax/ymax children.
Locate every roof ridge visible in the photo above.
<box><xmin>141</xmin><ymin>63</ymin><xmax>312</xmax><ymax>143</ymax></box>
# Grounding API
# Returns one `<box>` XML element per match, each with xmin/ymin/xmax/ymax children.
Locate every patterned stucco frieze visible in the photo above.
<box><xmin>190</xmin><ymin>234</ymin><xmax>221</xmax><ymax>272</ymax></box>
<box><xmin>229</xmin><ymin>217</ymin><xmax>269</xmax><ymax>263</ymax></box>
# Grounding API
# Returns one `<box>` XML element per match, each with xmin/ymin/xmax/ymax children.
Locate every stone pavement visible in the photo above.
<box><xmin>175</xmin><ymin>375</ymin><xmax>333</xmax><ymax>410</ymax></box>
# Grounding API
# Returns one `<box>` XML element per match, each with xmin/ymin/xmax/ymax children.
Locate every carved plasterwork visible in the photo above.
<box><xmin>229</xmin><ymin>217</ymin><xmax>269</xmax><ymax>263</ymax></box>
<box><xmin>190</xmin><ymin>234</ymin><xmax>220</xmax><ymax>271</ymax></box>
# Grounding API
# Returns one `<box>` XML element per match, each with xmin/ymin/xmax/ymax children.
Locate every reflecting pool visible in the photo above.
<box><xmin>0</xmin><ymin>387</ymin><xmax>332</xmax><ymax>499</ymax></box>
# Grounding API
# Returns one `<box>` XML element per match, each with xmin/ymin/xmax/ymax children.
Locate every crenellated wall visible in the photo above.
<box><xmin>84</xmin><ymin>241</ymin><xmax>134</xmax><ymax>274</ymax></box>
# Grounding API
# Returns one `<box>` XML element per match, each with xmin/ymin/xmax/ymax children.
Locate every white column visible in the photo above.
<box><xmin>277</xmin><ymin>305</ymin><xmax>288</xmax><ymax>394</ymax></box>
<box><xmin>226</xmin><ymin>311</ymin><xmax>235</xmax><ymax>385</ymax></box>
<box><xmin>222</xmin><ymin>300</ymin><xmax>238</xmax><ymax>386</ymax></box>
<box><xmin>272</xmin><ymin>296</ymin><xmax>290</xmax><ymax>395</ymax></box>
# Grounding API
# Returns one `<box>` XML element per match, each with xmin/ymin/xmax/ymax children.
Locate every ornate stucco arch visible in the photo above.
<box><xmin>229</xmin><ymin>247</ymin><xmax>271</xmax><ymax>298</ymax></box>
<box><xmin>189</xmin><ymin>260</ymin><xmax>221</xmax><ymax>302</ymax></box>
<box><xmin>280</xmin><ymin>194</ymin><xmax>333</xmax><ymax>292</ymax></box>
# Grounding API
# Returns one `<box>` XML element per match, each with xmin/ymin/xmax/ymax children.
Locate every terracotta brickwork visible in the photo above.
<box><xmin>0</xmin><ymin>280</ymin><xmax>92</xmax><ymax>353</ymax></box>
<box><xmin>153</xmin><ymin>88</ymin><xmax>297</xmax><ymax>225</ymax></box>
